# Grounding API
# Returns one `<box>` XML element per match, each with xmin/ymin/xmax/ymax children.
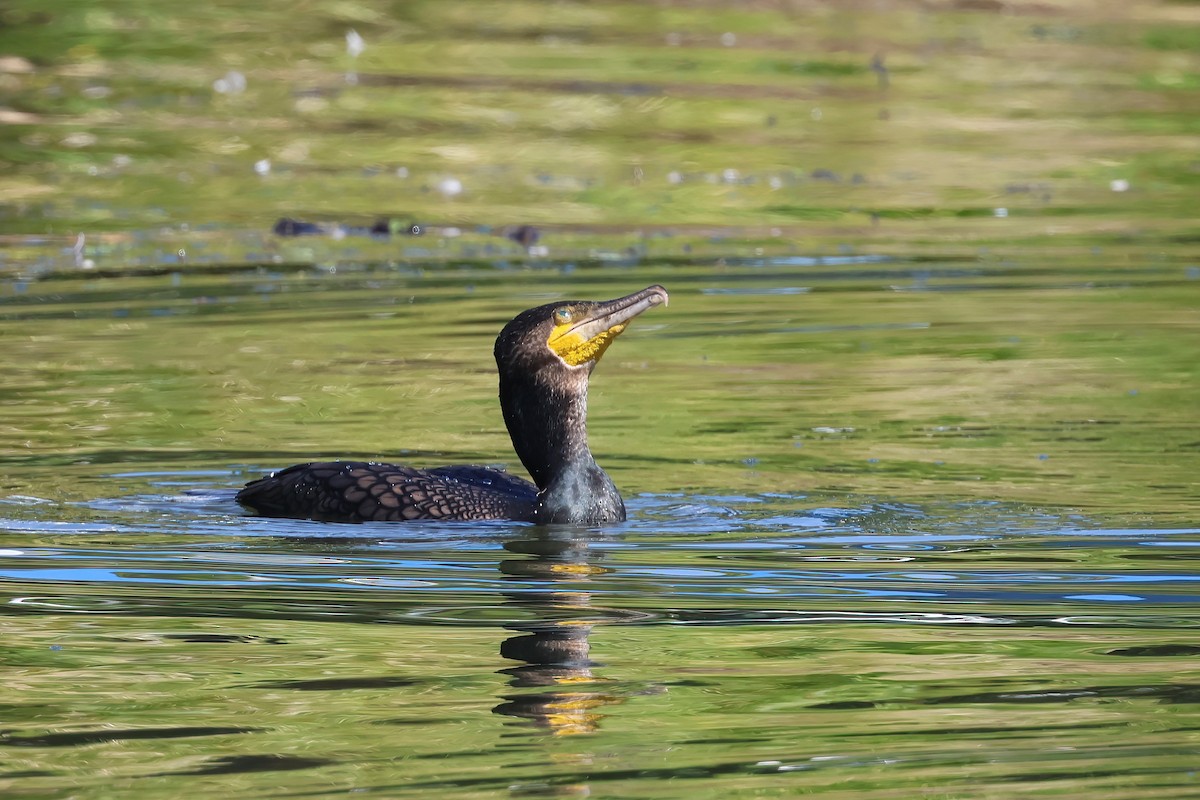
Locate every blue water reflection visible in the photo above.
<box><xmin>4</xmin><ymin>480</ymin><xmax>1199</xmax><ymax>618</ymax></box>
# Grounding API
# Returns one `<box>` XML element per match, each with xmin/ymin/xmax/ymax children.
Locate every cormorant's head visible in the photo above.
<box><xmin>495</xmin><ymin>285</ymin><xmax>668</xmax><ymax>380</ymax></box>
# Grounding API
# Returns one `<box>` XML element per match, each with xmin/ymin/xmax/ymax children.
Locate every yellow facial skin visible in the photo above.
<box><xmin>547</xmin><ymin>306</ymin><xmax>628</xmax><ymax>367</ymax></box>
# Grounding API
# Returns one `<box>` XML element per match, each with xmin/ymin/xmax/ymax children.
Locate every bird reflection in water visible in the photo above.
<box><xmin>493</xmin><ymin>528</ymin><xmax>624</xmax><ymax>736</ymax></box>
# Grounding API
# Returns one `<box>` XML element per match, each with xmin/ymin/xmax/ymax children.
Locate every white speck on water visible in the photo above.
<box><xmin>346</xmin><ymin>29</ymin><xmax>366</xmax><ymax>58</ymax></box>
<box><xmin>1110</xmin><ymin>178</ymin><xmax>1130</xmax><ymax>192</ymax></box>
<box><xmin>994</xmin><ymin>207</ymin><xmax>1008</xmax><ymax>218</ymax></box>
<box><xmin>437</xmin><ymin>177</ymin><xmax>463</xmax><ymax>197</ymax></box>
<box><xmin>396</xmin><ymin>166</ymin><xmax>409</xmax><ymax>178</ymax></box>
<box><xmin>254</xmin><ymin>158</ymin><xmax>271</xmax><ymax>176</ymax></box>
<box><xmin>72</xmin><ymin>234</ymin><xmax>95</xmax><ymax>270</ymax></box>
<box><xmin>213</xmin><ymin>70</ymin><xmax>246</xmax><ymax>95</ymax></box>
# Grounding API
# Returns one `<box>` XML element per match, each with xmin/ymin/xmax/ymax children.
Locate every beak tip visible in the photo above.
<box><xmin>647</xmin><ymin>284</ymin><xmax>669</xmax><ymax>308</ymax></box>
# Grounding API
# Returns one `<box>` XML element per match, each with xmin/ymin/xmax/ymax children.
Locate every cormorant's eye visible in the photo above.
<box><xmin>554</xmin><ymin>307</ymin><xmax>573</xmax><ymax>325</ymax></box>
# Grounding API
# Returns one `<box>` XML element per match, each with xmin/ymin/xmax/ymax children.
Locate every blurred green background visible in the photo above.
<box><xmin>2</xmin><ymin>0</ymin><xmax>1197</xmax><ymax>244</ymax></box>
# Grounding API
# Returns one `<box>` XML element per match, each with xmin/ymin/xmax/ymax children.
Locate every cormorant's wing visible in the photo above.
<box><xmin>236</xmin><ymin>461</ymin><xmax>538</xmax><ymax>522</ymax></box>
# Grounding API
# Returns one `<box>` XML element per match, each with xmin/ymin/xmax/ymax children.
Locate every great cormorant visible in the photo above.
<box><xmin>235</xmin><ymin>285</ymin><xmax>668</xmax><ymax>524</ymax></box>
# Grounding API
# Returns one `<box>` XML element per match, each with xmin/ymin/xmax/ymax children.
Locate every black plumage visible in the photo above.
<box><xmin>236</xmin><ymin>285</ymin><xmax>668</xmax><ymax>524</ymax></box>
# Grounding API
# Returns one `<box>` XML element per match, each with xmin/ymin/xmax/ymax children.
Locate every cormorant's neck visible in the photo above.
<box><xmin>499</xmin><ymin>367</ymin><xmax>625</xmax><ymax>524</ymax></box>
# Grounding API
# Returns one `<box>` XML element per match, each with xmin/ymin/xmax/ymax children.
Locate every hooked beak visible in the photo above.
<box><xmin>547</xmin><ymin>285</ymin><xmax>669</xmax><ymax>367</ymax></box>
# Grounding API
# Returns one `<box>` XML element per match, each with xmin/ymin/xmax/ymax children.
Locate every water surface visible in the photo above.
<box><xmin>3</xmin><ymin>1</ymin><xmax>1200</xmax><ymax>798</ymax></box>
<box><xmin>3</xmin><ymin>260</ymin><xmax>1199</xmax><ymax>799</ymax></box>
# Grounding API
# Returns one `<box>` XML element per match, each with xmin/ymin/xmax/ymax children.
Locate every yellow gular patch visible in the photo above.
<box><xmin>548</xmin><ymin>322</ymin><xmax>627</xmax><ymax>366</ymax></box>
